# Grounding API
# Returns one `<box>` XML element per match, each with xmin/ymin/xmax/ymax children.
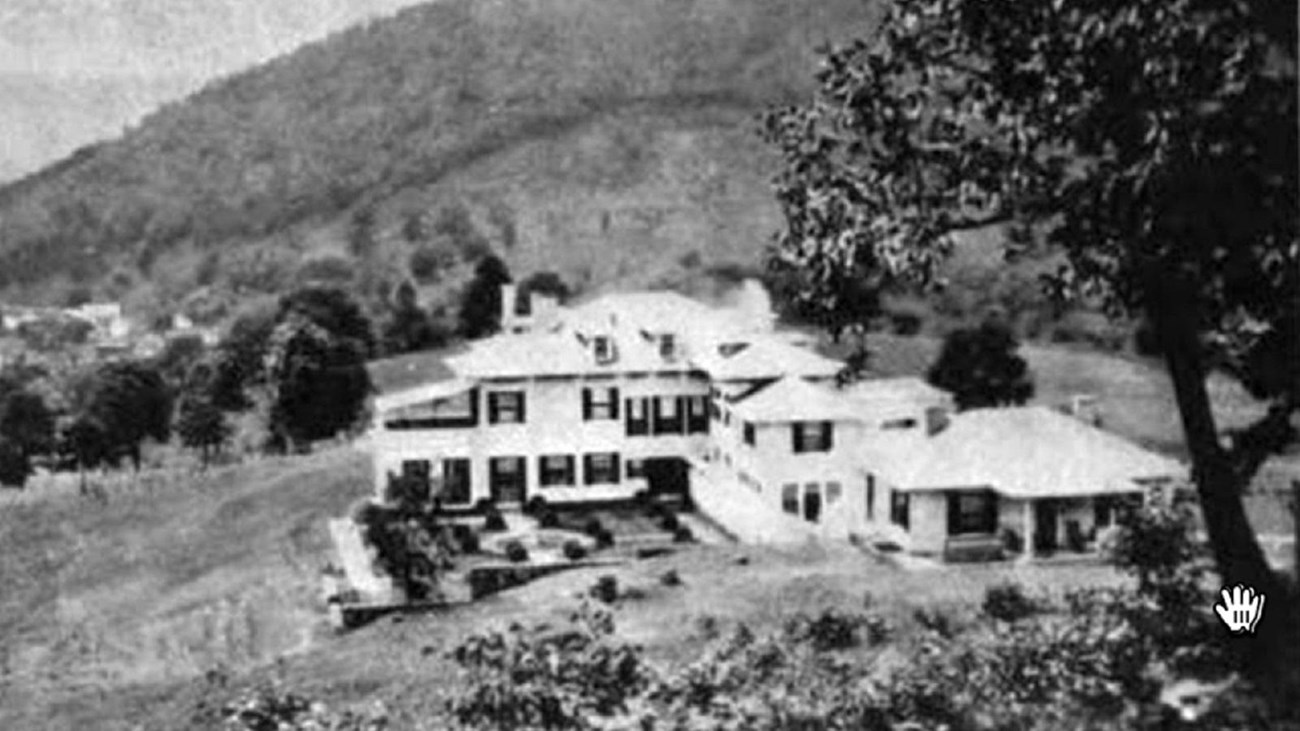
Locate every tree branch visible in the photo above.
<box><xmin>1224</xmin><ymin>402</ymin><xmax>1299</xmax><ymax>488</ymax></box>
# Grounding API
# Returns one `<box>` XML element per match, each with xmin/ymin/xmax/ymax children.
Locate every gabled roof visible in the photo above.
<box><xmin>690</xmin><ymin>336</ymin><xmax>844</xmax><ymax>381</ymax></box>
<box><xmin>444</xmin><ymin>326</ymin><xmax>685</xmax><ymax>379</ymax></box>
<box><xmin>859</xmin><ymin>406</ymin><xmax>1185</xmax><ymax>499</ymax></box>
<box><xmin>730</xmin><ymin>376</ymin><xmax>865</xmax><ymax>423</ymax></box>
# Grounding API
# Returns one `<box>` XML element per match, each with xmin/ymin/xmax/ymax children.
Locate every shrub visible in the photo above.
<box><xmin>1000</xmin><ymin>527</ymin><xmax>1024</xmax><ymax>554</ymax></box>
<box><xmin>525</xmin><ymin>495</ymin><xmax>548</xmax><ymax>516</ymax></box>
<box><xmin>672</xmin><ymin>526</ymin><xmax>694</xmax><ymax>544</ymax></box>
<box><xmin>983</xmin><ymin>582</ymin><xmax>1040</xmax><ymax>623</ymax></box>
<box><xmin>504</xmin><ymin>540</ymin><xmax>529</xmax><ymax>563</ymax></box>
<box><xmin>912</xmin><ymin>607</ymin><xmax>956</xmax><ymax>639</ymax></box>
<box><xmin>660</xmin><ymin>569</ymin><xmax>682</xmax><ymax>586</ymax></box>
<box><xmin>659</xmin><ymin>512</ymin><xmax>680</xmax><ymax>532</ymax></box>
<box><xmin>584</xmin><ymin>517</ymin><xmax>604</xmax><ymax>537</ymax></box>
<box><xmin>784</xmin><ymin>608</ymin><xmax>863</xmax><ymax>651</ymax></box>
<box><xmin>537</xmin><ymin>510</ymin><xmax>560</xmax><ymax>529</ymax></box>
<box><xmin>632</xmin><ymin>489</ymin><xmax>653</xmax><ymax>508</ymax></box>
<box><xmin>483</xmin><ymin>507</ymin><xmax>507</xmax><ymax>533</ymax></box>
<box><xmin>590</xmin><ymin>575</ymin><xmax>619</xmax><ymax>604</ymax></box>
<box><xmin>863</xmin><ymin>614</ymin><xmax>891</xmax><ymax>646</ymax></box>
<box><xmin>594</xmin><ymin>528</ymin><xmax>615</xmax><ymax>549</ymax></box>
<box><xmin>563</xmin><ymin>540</ymin><xmax>587</xmax><ymax>561</ymax></box>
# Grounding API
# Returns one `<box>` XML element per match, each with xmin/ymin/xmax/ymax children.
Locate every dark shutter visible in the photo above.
<box><xmin>582</xmin><ymin>388</ymin><xmax>592</xmax><ymax>420</ymax></box>
<box><xmin>823</xmin><ymin>421</ymin><xmax>834</xmax><ymax>450</ymax></box>
<box><xmin>947</xmin><ymin>492</ymin><xmax>960</xmax><ymax>535</ymax></box>
<box><xmin>610</xmin><ymin>388</ymin><xmax>620</xmax><ymax>420</ymax></box>
<box><xmin>984</xmin><ymin>490</ymin><xmax>997</xmax><ymax>533</ymax></box>
<box><xmin>583</xmin><ymin>454</ymin><xmax>592</xmax><ymax>484</ymax></box>
<box><xmin>518</xmin><ymin>392</ymin><xmax>526</xmax><ymax>423</ymax></box>
<box><xmin>791</xmin><ymin>423</ymin><xmax>803</xmax><ymax>453</ymax></box>
<box><xmin>610</xmin><ymin>454</ymin><xmax>621</xmax><ymax>484</ymax></box>
<box><xmin>487</xmin><ymin>394</ymin><xmax>499</xmax><ymax>424</ymax></box>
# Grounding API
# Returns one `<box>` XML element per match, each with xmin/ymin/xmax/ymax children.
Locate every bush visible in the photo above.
<box><xmin>584</xmin><ymin>517</ymin><xmax>604</xmax><ymax>538</ymax></box>
<box><xmin>563</xmin><ymin>540</ymin><xmax>587</xmax><ymax>561</ymax></box>
<box><xmin>983</xmin><ymin>581</ymin><xmax>1040</xmax><ymax>623</ymax></box>
<box><xmin>483</xmin><ymin>507</ymin><xmax>507</xmax><ymax>533</ymax></box>
<box><xmin>590</xmin><ymin>575</ymin><xmax>619</xmax><ymax>604</ymax></box>
<box><xmin>659</xmin><ymin>512</ymin><xmax>680</xmax><ymax>532</ymax></box>
<box><xmin>660</xmin><ymin>569</ymin><xmax>682</xmax><ymax>586</ymax></box>
<box><xmin>912</xmin><ymin>607</ymin><xmax>956</xmax><ymax>639</ymax></box>
<box><xmin>672</xmin><ymin>526</ymin><xmax>694</xmax><ymax>544</ymax></box>
<box><xmin>525</xmin><ymin>495</ymin><xmax>548</xmax><ymax>516</ymax></box>
<box><xmin>537</xmin><ymin>510</ymin><xmax>560</xmax><ymax>529</ymax></box>
<box><xmin>504</xmin><ymin>540</ymin><xmax>529</xmax><ymax>563</ymax></box>
<box><xmin>632</xmin><ymin>489</ymin><xmax>653</xmax><ymax>508</ymax></box>
<box><xmin>594</xmin><ymin>528</ymin><xmax>615</xmax><ymax>549</ymax></box>
<box><xmin>1000</xmin><ymin>527</ymin><xmax>1024</xmax><ymax>554</ymax></box>
<box><xmin>784</xmin><ymin>608</ymin><xmax>863</xmax><ymax>651</ymax></box>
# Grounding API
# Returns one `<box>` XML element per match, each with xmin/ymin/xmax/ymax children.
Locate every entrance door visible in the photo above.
<box><xmin>489</xmin><ymin>456</ymin><xmax>526</xmax><ymax>505</ymax></box>
<box><xmin>1034</xmin><ymin>500</ymin><xmax>1059</xmax><ymax>553</ymax></box>
<box><xmin>803</xmin><ymin>484</ymin><xmax>822</xmax><ymax>524</ymax></box>
<box><xmin>644</xmin><ymin>457</ymin><xmax>689</xmax><ymax>496</ymax></box>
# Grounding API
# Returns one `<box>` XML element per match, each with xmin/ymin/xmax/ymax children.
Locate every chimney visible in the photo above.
<box><xmin>500</xmin><ymin>283</ymin><xmax>518</xmax><ymax>331</ymax></box>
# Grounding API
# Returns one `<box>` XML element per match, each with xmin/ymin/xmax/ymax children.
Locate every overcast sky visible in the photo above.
<box><xmin>0</xmin><ymin>0</ymin><xmax>425</xmax><ymax>181</ymax></box>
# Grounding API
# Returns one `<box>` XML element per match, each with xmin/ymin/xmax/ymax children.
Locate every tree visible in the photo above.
<box><xmin>458</xmin><ymin>255</ymin><xmax>512</xmax><ymax>339</ymax></box>
<box><xmin>277</xmin><ymin>286</ymin><xmax>377</xmax><ymax>358</ymax></box>
<box><xmin>927</xmin><ymin>320</ymin><xmax>1034</xmax><ymax>410</ymax></box>
<box><xmin>263</xmin><ymin>313</ymin><xmax>372</xmax><ymax>450</ymax></box>
<box><xmin>347</xmin><ymin>206</ymin><xmax>378</xmax><ymax>259</ymax></box>
<box><xmin>0</xmin><ymin>388</ymin><xmax>55</xmax><ymax>484</ymax></box>
<box><xmin>175</xmin><ymin>393</ymin><xmax>230</xmax><ymax>467</ymax></box>
<box><xmin>381</xmin><ymin>281</ymin><xmax>448</xmax><ymax>356</ymax></box>
<box><xmin>72</xmin><ymin>361</ymin><xmax>172</xmax><ymax>470</ymax></box>
<box><xmin>763</xmin><ymin>0</ymin><xmax>1297</xmax><ymax>674</ymax></box>
<box><xmin>517</xmin><ymin>270</ymin><xmax>572</xmax><ymax>307</ymax></box>
<box><xmin>153</xmin><ymin>333</ymin><xmax>207</xmax><ymax>390</ymax></box>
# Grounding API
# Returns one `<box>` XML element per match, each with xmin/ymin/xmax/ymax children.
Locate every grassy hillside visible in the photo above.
<box><xmin>0</xmin><ymin>448</ymin><xmax>370</xmax><ymax>730</ymax></box>
<box><xmin>0</xmin><ymin>0</ymin><xmax>880</xmax><ymax>321</ymax></box>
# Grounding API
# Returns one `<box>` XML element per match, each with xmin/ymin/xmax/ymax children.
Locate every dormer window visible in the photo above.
<box><xmin>718</xmin><ymin>342</ymin><xmax>749</xmax><ymax>358</ymax></box>
<box><xmin>593</xmin><ymin>336</ymin><xmax>616</xmax><ymax>363</ymax></box>
<box><xmin>659</xmin><ymin>333</ymin><xmax>677</xmax><ymax>359</ymax></box>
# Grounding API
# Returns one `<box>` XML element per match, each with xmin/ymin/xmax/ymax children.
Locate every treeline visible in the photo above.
<box><xmin>0</xmin><ymin>261</ymin><xmax>569</xmax><ymax>489</ymax></box>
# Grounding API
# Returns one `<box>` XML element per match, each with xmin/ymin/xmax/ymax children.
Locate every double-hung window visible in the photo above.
<box><xmin>582</xmin><ymin>386</ymin><xmax>619</xmax><ymax>420</ymax></box>
<box><xmin>487</xmin><ymin>391</ymin><xmax>525</xmax><ymax>424</ymax></box>
<box><xmin>792</xmin><ymin>421</ymin><xmax>833</xmax><ymax>453</ymax></box>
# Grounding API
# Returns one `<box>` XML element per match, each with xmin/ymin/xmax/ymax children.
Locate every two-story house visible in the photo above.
<box><xmin>369</xmin><ymin>284</ymin><xmax>1186</xmax><ymax>561</ymax></box>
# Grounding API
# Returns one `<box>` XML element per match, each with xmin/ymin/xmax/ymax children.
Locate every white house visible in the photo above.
<box><xmin>368</xmin><ymin>284</ymin><xmax>1185</xmax><ymax>561</ymax></box>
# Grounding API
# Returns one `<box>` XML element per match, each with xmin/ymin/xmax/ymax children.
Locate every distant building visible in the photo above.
<box><xmin>368</xmin><ymin>283</ymin><xmax>1185</xmax><ymax>562</ymax></box>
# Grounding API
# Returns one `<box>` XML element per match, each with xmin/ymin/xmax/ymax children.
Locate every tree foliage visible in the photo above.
<box><xmin>517</xmin><ymin>270</ymin><xmax>572</xmax><ymax>306</ymax></box>
<box><xmin>458</xmin><ymin>255</ymin><xmax>512</xmax><ymax>339</ymax></box>
<box><xmin>381</xmin><ymin>281</ymin><xmax>450</xmax><ymax>356</ymax></box>
<box><xmin>70</xmin><ymin>360</ymin><xmax>171</xmax><ymax>470</ymax></box>
<box><xmin>927</xmin><ymin>320</ymin><xmax>1034</xmax><ymax>409</ymax></box>
<box><xmin>762</xmin><ymin>0</ymin><xmax>1298</xmax><ymax>666</ymax></box>
<box><xmin>175</xmin><ymin>390</ymin><xmax>231</xmax><ymax>467</ymax></box>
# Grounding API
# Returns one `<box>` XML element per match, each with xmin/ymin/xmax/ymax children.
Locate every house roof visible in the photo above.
<box><xmin>444</xmin><ymin>326</ymin><xmax>686</xmax><ymax>379</ymax></box>
<box><xmin>729</xmin><ymin>376</ymin><xmax>865</xmax><ymax>423</ymax></box>
<box><xmin>842</xmin><ymin>377</ymin><xmax>951</xmax><ymax>406</ymax></box>
<box><xmin>366</xmin><ymin>347</ymin><xmax>464</xmax><ymax>395</ymax></box>
<box><xmin>690</xmin><ymin>336</ymin><xmax>844</xmax><ymax>381</ymax></box>
<box><xmin>859</xmin><ymin>406</ymin><xmax>1185</xmax><ymax>499</ymax></box>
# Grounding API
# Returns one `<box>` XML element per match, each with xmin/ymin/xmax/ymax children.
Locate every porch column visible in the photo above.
<box><xmin>1019</xmin><ymin>499</ymin><xmax>1035</xmax><ymax>563</ymax></box>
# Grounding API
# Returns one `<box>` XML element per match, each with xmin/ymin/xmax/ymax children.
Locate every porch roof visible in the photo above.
<box><xmin>859</xmin><ymin>406</ymin><xmax>1185</xmax><ymax>499</ymax></box>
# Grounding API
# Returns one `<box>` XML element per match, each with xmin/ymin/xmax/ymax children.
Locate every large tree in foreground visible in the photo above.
<box><xmin>765</xmin><ymin>0</ymin><xmax>1297</xmax><ymax>671</ymax></box>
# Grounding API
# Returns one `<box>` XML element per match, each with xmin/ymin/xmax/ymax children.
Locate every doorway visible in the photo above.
<box><xmin>1034</xmin><ymin>500</ymin><xmax>1059</xmax><ymax>553</ymax></box>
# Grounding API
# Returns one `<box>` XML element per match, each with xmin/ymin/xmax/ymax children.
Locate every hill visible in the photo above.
<box><xmin>0</xmin><ymin>0</ymin><xmax>880</xmax><ymax>324</ymax></box>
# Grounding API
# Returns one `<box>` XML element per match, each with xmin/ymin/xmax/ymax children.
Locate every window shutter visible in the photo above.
<box><xmin>610</xmin><ymin>388</ymin><xmax>620</xmax><ymax>420</ymax></box>
<box><xmin>611</xmin><ymin>454</ymin><xmax>621</xmax><ymax>484</ymax></box>
<box><xmin>947</xmin><ymin>492</ymin><xmax>960</xmax><ymax>534</ymax></box>
<box><xmin>823</xmin><ymin>421</ymin><xmax>834</xmax><ymax>450</ymax></box>
<box><xmin>791</xmin><ymin>423</ymin><xmax>802</xmax><ymax>453</ymax></box>
<box><xmin>582</xmin><ymin>388</ymin><xmax>591</xmax><ymax>420</ymax></box>
<box><xmin>488</xmin><ymin>394</ymin><xmax>498</xmax><ymax>424</ymax></box>
<box><xmin>518</xmin><ymin>392</ymin><xmax>526</xmax><ymax>423</ymax></box>
<box><xmin>583</xmin><ymin>455</ymin><xmax>592</xmax><ymax>484</ymax></box>
<box><xmin>984</xmin><ymin>490</ymin><xmax>997</xmax><ymax>533</ymax></box>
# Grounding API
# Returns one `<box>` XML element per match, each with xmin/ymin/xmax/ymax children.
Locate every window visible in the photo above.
<box><xmin>881</xmin><ymin>417</ymin><xmax>918</xmax><ymax>430</ymax></box>
<box><xmin>781</xmin><ymin>484</ymin><xmax>800</xmax><ymax>516</ymax></box>
<box><xmin>625</xmin><ymin>396</ymin><xmax>650</xmax><ymax>436</ymax></box>
<box><xmin>723</xmin><ymin>409</ymin><xmax>731</xmax><ymax>426</ymax></box>
<box><xmin>626</xmin><ymin>459</ymin><xmax>646</xmax><ymax>480</ymax></box>
<box><xmin>686</xmin><ymin>396</ymin><xmax>709</xmax><ymax>434</ymax></box>
<box><xmin>803</xmin><ymin>484</ymin><xmax>822</xmax><ymax>523</ymax></box>
<box><xmin>583</xmin><ymin>453</ymin><xmax>621</xmax><ymax>485</ymax></box>
<box><xmin>659</xmin><ymin>333</ymin><xmax>677</xmax><ymax>359</ymax></box>
<box><xmin>792</xmin><ymin>421</ymin><xmax>833</xmax><ymax>453</ymax></box>
<box><xmin>441</xmin><ymin>458</ymin><xmax>471</xmax><ymax>505</ymax></box>
<box><xmin>583</xmin><ymin>386</ymin><xmax>620</xmax><ymax>420</ymax></box>
<box><xmin>489</xmin><ymin>456</ymin><xmax>526</xmax><ymax>503</ymax></box>
<box><xmin>948</xmin><ymin>490</ymin><xmax>998</xmax><ymax>535</ymax></box>
<box><xmin>890</xmin><ymin>490</ymin><xmax>910</xmax><ymax>530</ymax></box>
<box><xmin>865</xmin><ymin>474</ymin><xmax>876</xmax><ymax>520</ymax></box>
<box><xmin>487</xmin><ymin>391</ymin><xmax>525</xmax><ymax>424</ymax></box>
<box><xmin>653</xmin><ymin>395</ymin><xmax>685</xmax><ymax>435</ymax></box>
<box><xmin>826</xmin><ymin>481</ymin><xmax>842</xmax><ymax>506</ymax></box>
<box><xmin>593</xmin><ymin>336</ymin><xmax>615</xmax><ymax>363</ymax></box>
<box><xmin>742</xmin><ymin>422</ymin><xmax>756</xmax><ymax>446</ymax></box>
<box><xmin>392</xmin><ymin>460</ymin><xmax>432</xmax><ymax>503</ymax></box>
<box><xmin>539</xmin><ymin>455</ymin><xmax>576</xmax><ymax>487</ymax></box>
<box><xmin>383</xmin><ymin>387</ymin><xmax>479</xmax><ymax>430</ymax></box>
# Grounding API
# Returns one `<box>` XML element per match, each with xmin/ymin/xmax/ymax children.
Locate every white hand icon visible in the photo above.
<box><xmin>1214</xmin><ymin>584</ymin><xmax>1265</xmax><ymax>634</ymax></box>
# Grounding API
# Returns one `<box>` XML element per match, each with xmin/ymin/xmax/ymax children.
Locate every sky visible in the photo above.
<box><xmin>0</xmin><ymin>0</ymin><xmax>426</xmax><ymax>182</ymax></box>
